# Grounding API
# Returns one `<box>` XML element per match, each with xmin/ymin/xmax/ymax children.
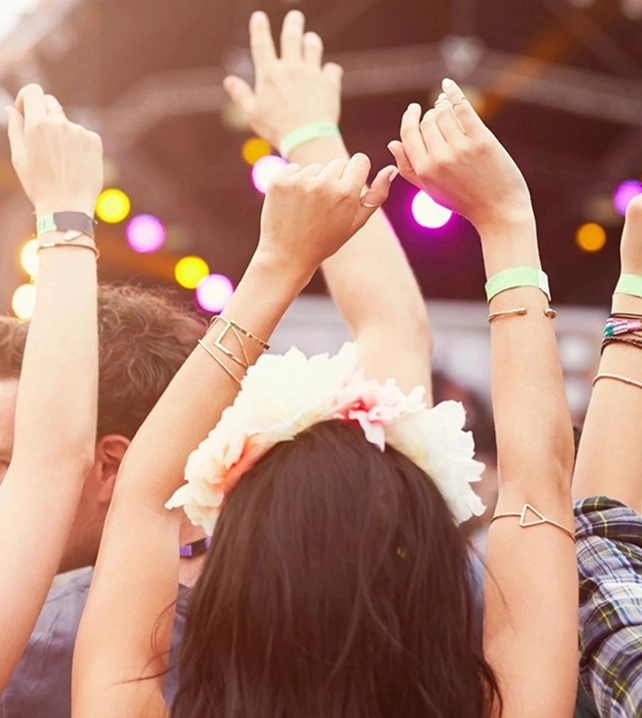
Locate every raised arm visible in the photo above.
<box><xmin>72</xmin><ymin>156</ymin><xmax>393</xmax><ymax>718</ymax></box>
<box><xmin>224</xmin><ymin>11</ymin><xmax>432</xmax><ymax>396</ymax></box>
<box><xmin>0</xmin><ymin>85</ymin><xmax>102</xmax><ymax>690</ymax></box>
<box><xmin>390</xmin><ymin>81</ymin><xmax>577</xmax><ymax>717</ymax></box>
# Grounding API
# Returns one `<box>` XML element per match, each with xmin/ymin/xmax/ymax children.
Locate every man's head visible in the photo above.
<box><xmin>0</xmin><ymin>284</ymin><xmax>205</xmax><ymax>572</ymax></box>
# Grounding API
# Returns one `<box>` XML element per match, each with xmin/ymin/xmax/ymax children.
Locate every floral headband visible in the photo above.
<box><xmin>166</xmin><ymin>343</ymin><xmax>486</xmax><ymax>536</ymax></box>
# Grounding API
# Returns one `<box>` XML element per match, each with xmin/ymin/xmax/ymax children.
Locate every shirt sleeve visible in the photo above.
<box><xmin>575</xmin><ymin>497</ymin><xmax>642</xmax><ymax>718</ymax></box>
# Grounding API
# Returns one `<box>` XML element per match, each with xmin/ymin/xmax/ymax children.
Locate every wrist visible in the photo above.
<box><xmin>288</xmin><ymin>136</ymin><xmax>349</xmax><ymax>166</ymax></box>
<box><xmin>249</xmin><ymin>246</ymin><xmax>314</xmax><ymax>292</ymax></box>
<box><xmin>480</xmin><ymin>211</ymin><xmax>541</xmax><ymax>278</ymax></box>
<box><xmin>34</xmin><ymin>201</ymin><xmax>96</xmax><ymax>218</ymax></box>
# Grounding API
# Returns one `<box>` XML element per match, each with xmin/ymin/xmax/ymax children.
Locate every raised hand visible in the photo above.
<box><xmin>6</xmin><ymin>84</ymin><xmax>103</xmax><ymax>217</ymax></box>
<box><xmin>257</xmin><ymin>154</ymin><xmax>396</xmax><ymax>278</ymax></box>
<box><xmin>620</xmin><ymin>195</ymin><xmax>642</xmax><ymax>275</ymax></box>
<box><xmin>388</xmin><ymin>79</ymin><xmax>531</xmax><ymax>235</ymax></box>
<box><xmin>224</xmin><ymin>10</ymin><xmax>342</xmax><ymax>149</ymax></box>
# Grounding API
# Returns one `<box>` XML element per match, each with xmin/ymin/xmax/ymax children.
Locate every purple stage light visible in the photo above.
<box><xmin>252</xmin><ymin>155</ymin><xmax>287</xmax><ymax>194</ymax></box>
<box><xmin>196</xmin><ymin>274</ymin><xmax>235</xmax><ymax>313</ymax></box>
<box><xmin>613</xmin><ymin>180</ymin><xmax>642</xmax><ymax>216</ymax></box>
<box><xmin>411</xmin><ymin>191</ymin><xmax>453</xmax><ymax>229</ymax></box>
<box><xmin>126</xmin><ymin>214</ymin><xmax>166</xmax><ymax>253</ymax></box>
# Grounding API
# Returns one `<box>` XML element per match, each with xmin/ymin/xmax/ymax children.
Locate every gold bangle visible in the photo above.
<box><xmin>37</xmin><ymin>242</ymin><xmax>99</xmax><ymax>258</ymax></box>
<box><xmin>487</xmin><ymin>307</ymin><xmax>557</xmax><ymax>324</ymax></box>
<box><xmin>197</xmin><ymin>340</ymin><xmax>243</xmax><ymax>386</ymax></box>
<box><xmin>592</xmin><ymin>373</ymin><xmax>642</xmax><ymax>391</ymax></box>
<box><xmin>491</xmin><ymin>504</ymin><xmax>574</xmax><ymax>540</ymax></box>
<box><xmin>208</xmin><ymin>317</ymin><xmax>250</xmax><ymax>370</ymax></box>
<box><xmin>229</xmin><ymin>320</ymin><xmax>270</xmax><ymax>352</ymax></box>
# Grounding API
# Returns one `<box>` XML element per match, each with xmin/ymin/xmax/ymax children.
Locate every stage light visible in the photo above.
<box><xmin>613</xmin><ymin>180</ymin><xmax>642</xmax><ymax>216</ymax></box>
<box><xmin>252</xmin><ymin>155</ymin><xmax>287</xmax><ymax>194</ymax></box>
<box><xmin>96</xmin><ymin>188</ymin><xmax>131</xmax><ymax>224</ymax></box>
<box><xmin>12</xmin><ymin>283</ymin><xmax>36</xmax><ymax>321</ymax></box>
<box><xmin>576</xmin><ymin>223</ymin><xmax>606</xmax><ymax>253</ymax></box>
<box><xmin>175</xmin><ymin>256</ymin><xmax>210</xmax><ymax>290</ymax></box>
<box><xmin>411</xmin><ymin>191</ymin><xmax>453</xmax><ymax>229</ymax></box>
<box><xmin>126</xmin><ymin>214</ymin><xmax>166</xmax><ymax>253</ymax></box>
<box><xmin>195</xmin><ymin>274</ymin><xmax>234</xmax><ymax>313</ymax></box>
<box><xmin>242</xmin><ymin>137</ymin><xmax>272</xmax><ymax>166</ymax></box>
<box><xmin>21</xmin><ymin>239</ymin><xmax>39</xmax><ymax>278</ymax></box>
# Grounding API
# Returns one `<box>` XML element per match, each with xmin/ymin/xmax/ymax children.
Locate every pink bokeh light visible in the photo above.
<box><xmin>252</xmin><ymin>155</ymin><xmax>287</xmax><ymax>194</ymax></box>
<box><xmin>411</xmin><ymin>191</ymin><xmax>453</xmax><ymax>229</ymax></box>
<box><xmin>613</xmin><ymin>180</ymin><xmax>642</xmax><ymax>216</ymax></box>
<box><xmin>126</xmin><ymin>214</ymin><xmax>166</xmax><ymax>253</ymax></box>
<box><xmin>195</xmin><ymin>274</ymin><xmax>235</xmax><ymax>313</ymax></box>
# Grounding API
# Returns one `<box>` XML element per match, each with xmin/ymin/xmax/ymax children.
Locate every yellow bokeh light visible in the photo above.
<box><xmin>21</xmin><ymin>239</ymin><xmax>39</xmax><ymax>279</ymax></box>
<box><xmin>12</xmin><ymin>283</ymin><xmax>36</xmax><ymax>321</ymax></box>
<box><xmin>96</xmin><ymin>188</ymin><xmax>131</xmax><ymax>224</ymax></box>
<box><xmin>242</xmin><ymin>137</ymin><xmax>272</xmax><ymax>166</ymax></box>
<box><xmin>175</xmin><ymin>256</ymin><xmax>210</xmax><ymax>290</ymax></box>
<box><xmin>576</xmin><ymin>223</ymin><xmax>607</xmax><ymax>253</ymax></box>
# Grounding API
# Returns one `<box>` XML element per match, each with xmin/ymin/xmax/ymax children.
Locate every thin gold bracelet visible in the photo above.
<box><xmin>37</xmin><ymin>242</ymin><xmax>99</xmax><ymax>259</ymax></box>
<box><xmin>487</xmin><ymin>307</ymin><xmax>557</xmax><ymax>324</ymax></box>
<box><xmin>197</xmin><ymin>340</ymin><xmax>243</xmax><ymax>386</ymax></box>
<box><xmin>491</xmin><ymin>504</ymin><xmax>574</xmax><ymax>540</ymax></box>
<box><xmin>592</xmin><ymin>373</ymin><xmax>642</xmax><ymax>391</ymax></box>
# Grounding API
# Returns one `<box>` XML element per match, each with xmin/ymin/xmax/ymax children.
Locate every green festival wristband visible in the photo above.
<box><xmin>279</xmin><ymin>122</ymin><xmax>342</xmax><ymax>159</ymax></box>
<box><xmin>614</xmin><ymin>275</ymin><xmax>642</xmax><ymax>299</ymax></box>
<box><xmin>485</xmin><ymin>267</ymin><xmax>551</xmax><ymax>303</ymax></box>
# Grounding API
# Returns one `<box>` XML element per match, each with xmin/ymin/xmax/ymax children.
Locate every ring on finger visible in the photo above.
<box><xmin>361</xmin><ymin>199</ymin><xmax>381</xmax><ymax>209</ymax></box>
<box><xmin>451</xmin><ymin>96</ymin><xmax>470</xmax><ymax>107</ymax></box>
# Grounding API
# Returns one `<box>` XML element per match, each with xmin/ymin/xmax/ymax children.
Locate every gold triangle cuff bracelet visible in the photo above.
<box><xmin>491</xmin><ymin>504</ymin><xmax>575</xmax><ymax>540</ymax></box>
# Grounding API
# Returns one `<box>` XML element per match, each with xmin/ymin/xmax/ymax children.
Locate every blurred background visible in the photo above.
<box><xmin>0</xmin><ymin>0</ymin><xmax>640</xmax><ymax>420</ymax></box>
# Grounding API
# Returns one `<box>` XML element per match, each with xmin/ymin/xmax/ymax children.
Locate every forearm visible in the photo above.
<box><xmin>74</xmin><ymin>252</ymin><xmax>309</xmax><ymax>715</ymax></box>
<box><xmin>290</xmin><ymin>137</ymin><xmax>432</xmax><ymax>394</ymax></box>
<box><xmin>573</xmin><ymin>294</ymin><xmax>642</xmax><ymax>508</ymax></box>
<box><xmin>482</xmin><ymin>215</ymin><xmax>577</xmax><ymax>718</ymax></box>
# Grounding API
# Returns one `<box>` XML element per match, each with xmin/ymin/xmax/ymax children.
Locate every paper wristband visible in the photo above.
<box><xmin>279</xmin><ymin>122</ymin><xmax>342</xmax><ymax>158</ymax></box>
<box><xmin>485</xmin><ymin>267</ymin><xmax>551</xmax><ymax>303</ymax></box>
<box><xmin>36</xmin><ymin>212</ymin><xmax>96</xmax><ymax>240</ymax></box>
<box><xmin>614</xmin><ymin>275</ymin><xmax>642</xmax><ymax>300</ymax></box>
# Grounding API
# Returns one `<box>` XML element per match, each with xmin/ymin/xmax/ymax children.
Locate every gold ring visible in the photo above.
<box><xmin>452</xmin><ymin>96</ymin><xmax>470</xmax><ymax>107</ymax></box>
<box><xmin>361</xmin><ymin>201</ymin><xmax>381</xmax><ymax>209</ymax></box>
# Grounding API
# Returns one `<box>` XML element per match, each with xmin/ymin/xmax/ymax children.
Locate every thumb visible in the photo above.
<box><xmin>387</xmin><ymin>140</ymin><xmax>421</xmax><ymax>188</ymax></box>
<box><xmin>353</xmin><ymin>165</ymin><xmax>398</xmax><ymax>228</ymax></box>
<box><xmin>5</xmin><ymin>107</ymin><xmax>25</xmax><ymax>159</ymax></box>
<box><xmin>223</xmin><ymin>75</ymin><xmax>255</xmax><ymax>113</ymax></box>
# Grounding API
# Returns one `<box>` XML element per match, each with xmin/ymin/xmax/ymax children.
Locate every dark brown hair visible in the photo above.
<box><xmin>174</xmin><ymin>420</ymin><xmax>500</xmax><ymax>718</ymax></box>
<box><xmin>0</xmin><ymin>284</ymin><xmax>205</xmax><ymax>439</ymax></box>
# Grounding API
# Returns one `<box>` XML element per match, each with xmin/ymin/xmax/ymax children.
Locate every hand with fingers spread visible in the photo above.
<box><xmin>224</xmin><ymin>10</ymin><xmax>342</xmax><ymax>150</ymax></box>
<box><xmin>389</xmin><ymin>79</ymin><xmax>531</xmax><ymax>235</ymax></box>
<box><xmin>257</xmin><ymin>155</ymin><xmax>395</xmax><ymax>280</ymax></box>
<box><xmin>6</xmin><ymin>84</ymin><xmax>103</xmax><ymax>217</ymax></box>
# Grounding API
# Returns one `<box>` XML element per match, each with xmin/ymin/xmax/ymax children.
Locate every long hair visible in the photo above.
<box><xmin>173</xmin><ymin>420</ymin><xmax>500</xmax><ymax>718</ymax></box>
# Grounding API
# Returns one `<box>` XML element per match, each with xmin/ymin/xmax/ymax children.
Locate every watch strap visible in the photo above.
<box><xmin>36</xmin><ymin>211</ymin><xmax>96</xmax><ymax>240</ymax></box>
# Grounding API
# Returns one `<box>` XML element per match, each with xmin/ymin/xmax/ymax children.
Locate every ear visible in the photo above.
<box><xmin>94</xmin><ymin>434</ymin><xmax>131</xmax><ymax>505</ymax></box>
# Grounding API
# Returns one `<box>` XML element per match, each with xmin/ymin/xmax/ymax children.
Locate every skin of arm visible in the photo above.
<box><xmin>573</xmin><ymin>195</ymin><xmax>642</xmax><ymax>508</ymax></box>
<box><xmin>72</xmin><ymin>156</ymin><xmax>394</xmax><ymax>718</ymax></box>
<box><xmin>391</xmin><ymin>81</ymin><xmax>577</xmax><ymax>718</ymax></box>
<box><xmin>224</xmin><ymin>10</ymin><xmax>432</xmax><ymax>398</ymax></box>
<box><xmin>0</xmin><ymin>85</ymin><xmax>102</xmax><ymax>691</ymax></box>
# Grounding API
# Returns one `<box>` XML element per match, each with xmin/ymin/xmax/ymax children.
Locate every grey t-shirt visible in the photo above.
<box><xmin>0</xmin><ymin>567</ymin><xmax>189</xmax><ymax>717</ymax></box>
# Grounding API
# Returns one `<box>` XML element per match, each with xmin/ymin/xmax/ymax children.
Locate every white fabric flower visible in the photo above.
<box><xmin>166</xmin><ymin>343</ymin><xmax>486</xmax><ymax>534</ymax></box>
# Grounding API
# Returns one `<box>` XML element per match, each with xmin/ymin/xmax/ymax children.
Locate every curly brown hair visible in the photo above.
<box><xmin>0</xmin><ymin>284</ymin><xmax>205</xmax><ymax>439</ymax></box>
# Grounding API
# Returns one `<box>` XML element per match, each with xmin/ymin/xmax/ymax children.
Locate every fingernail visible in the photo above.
<box><xmin>389</xmin><ymin>168</ymin><xmax>399</xmax><ymax>182</ymax></box>
<box><xmin>288</xmin><ymin>9</ymin><xmax>304</xmax><ymax>21</ymax></box>
<box><xmin>251</xmin><ymin>11</ymin><xmax>266</xmax><ymax>22</ymax></box>
<box><xmin>442</xmin><ymin>78</ymin><xmax>454</xmax><ymax>88</ymax></box>
<box><xmin>407</xmin><ymin>102</ymin><xmax>421</xmax><ymax>113</ymax></box>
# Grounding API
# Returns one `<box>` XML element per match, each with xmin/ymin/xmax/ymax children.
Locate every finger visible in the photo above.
<box><xmin>249</xmin><ymin>11</ymin><xmax>277</xmax><ymax>67</ymax></box>
<box><xmin>360</xmin><ymin>165</ymin><xmax>398</xmax><ymax>209</ymax></box>
<box><xmin>322</xmin><ymin>62</ymin><xmax>343</xmax><ymax>90</ymax></box>
<box><xmin>270</xmin><ymin>162</ymin><xmax>302</xmax><ymax>188</ymax></box>
<box><xmin>318</xmin><ymin>157</ymin><xmax>348</xmax><ymax>181</ymax></box>
<box><xmin>280</xmin><ymin>10</ymin><xmax>305</xmax><ymax>62</ymax></box>
<box><xmin>303</xmin><ymin>32</ymin><xmax>323</xmax><ymax>69</ymax></box>
<box><xmin>434</xmin><ymin>94</ymin><xmax>467</xmax><ymax>145</ymax></box>
<box><xmin>419</xmin><ymin>109</ymin><xmax>448</xmax><ymax>155</ymax></box>
<box><xmin>5</xmin><ymin>107</ymin><xmax>25</xmax><ymax>158</ymax></box>
<box><xmin>300</xmin><ymin>162</ymin><xmax>325</xmax><ymax>178</ymax></box>
<box><xmin>399</xmin><ymin>103</ymin><xmax>429</xmax><ymax>169</ymax></box>
<box><xmin>339</xmin><ymin>152</ymin><xmax>371</xmax><ymax>195</ymax></box>
<box><xmin>16</xmin><ymin>84</ymin><xmax>46</xmax><ymax>127</ymax></box>
<box><xmin>223</xmin><ymin>76</ymin><xmax>255</xmax><ymax>114</ymax></box>
<box><xmin>441</xmin><ymin>78</ymin><xmax>485</xmax><ymax>138</ymax></box>
<box><xmin>387</xmin><ymin>141</ymin><xmax>423</xmax><ymax>189</ymax></box>
<box><xmin>44</xmin><ymin>94</ymin><xmax>66</xmax><ymax>121</ymax></box>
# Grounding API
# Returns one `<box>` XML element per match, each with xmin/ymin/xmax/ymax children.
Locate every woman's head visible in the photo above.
<box><xmin>173</xmin><ymin>420</ymin><xmax>498</xmax><ymax>718</ymax></box>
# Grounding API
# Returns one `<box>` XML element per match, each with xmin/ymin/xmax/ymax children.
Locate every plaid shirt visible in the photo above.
<box><xmin>576</xmin><ymin>497</ymin><xmax>642</xmax><ymax>718</ymax></box>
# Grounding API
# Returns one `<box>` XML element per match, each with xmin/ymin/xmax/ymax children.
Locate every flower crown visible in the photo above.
<box><xmin>166</xmin><ymin>343</ymin><xmax>486</xmax><ymax>536</ymax></box>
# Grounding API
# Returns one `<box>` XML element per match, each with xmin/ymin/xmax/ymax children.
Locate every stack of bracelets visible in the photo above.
<box><xmin>602</xmin><ymin>314</ymin><xmax>642</xmax><ymax>353</ymax></box>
